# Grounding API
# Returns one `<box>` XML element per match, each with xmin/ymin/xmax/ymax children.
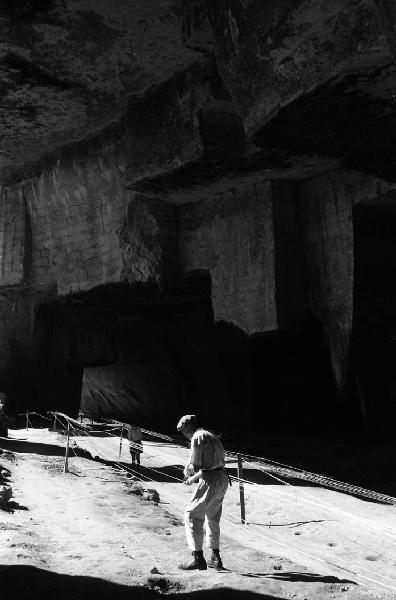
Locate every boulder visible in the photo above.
<box><xmin>0</xmin><ymin>485</ymin><xmax>12</xmax><ymax>507</ymax></box>
<box><xmin>142</xmin><ymin>489</ymin><xmax>160</xmax><ymax>503</ymax></box>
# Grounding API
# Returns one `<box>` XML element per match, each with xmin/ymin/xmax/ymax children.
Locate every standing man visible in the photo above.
<box><xmin>127</xmin><ymin>424</ymin><xmax>143</xmax><ymax>465</ymax></box>
<box><xmin>177</xmin><ymin>414</ymin><xmax>229</xmax><ymax>571</ymax></box>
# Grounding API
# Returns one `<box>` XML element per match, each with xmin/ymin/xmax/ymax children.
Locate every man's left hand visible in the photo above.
<box><xmin>185</xmin><ymin>476</ymin><xmax>196</xmax><ymax>485</ymax></box>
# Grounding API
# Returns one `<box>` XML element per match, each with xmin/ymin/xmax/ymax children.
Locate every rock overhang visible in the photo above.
<box><xmin>0</xmin><ymin>0</ymin><xmax>202</xmax><ymax>182</ymax></box>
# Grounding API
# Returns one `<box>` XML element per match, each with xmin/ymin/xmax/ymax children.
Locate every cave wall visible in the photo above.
<box><xmin>178</xmin><ymin>180</ymin><xmax>277</xmax><ymax>335</ymax></box>
<box><xmin>0</xmin><ymin>184</ymin><xmax>26</xmax><ymax>286</ymax></box>
<box><xmin>126</xmin><ymin>58</ymin><xmax>218</xmax><ymax>187</ymax></box>
<box><xmin>22</xmin><ymin>150</ymin><xmax>126</xmax><ymax>295</ymax></box>
<box><xmin>271</xmin><ymin>180</ymin><xmax>306</xmax><ymax>332</ymax></box>
<box><xmin>121</xmin><ymin>192</ymin><xmax>177</xmax><ymax>289</ymax></box>
<box><xmin>298</xmin><ymin>169</ymin><xmax>396</xmax><ymax>390</ymax></box>
<box><xmin>80</xmin><ymin>304</ymin><xmax>226</xmax><ymax>425</ymax></box>
<box><xmin>0</xmin><ymin>143</ymin><xmax>178</xmax><ymax>411</ymax></box>
<box><xmin>206</xmin><ymin>0</ymin><xmax>393</xmax><ymax>136</ymax></box>
<box><xmin>0</xmin><ymin>290</ymin><xmax>50</xmax><ymax>410</ymax></box>
<box><xmin>32</xmin><ymin>304</ymin><xmax>117</xmax><ymax>416</ymax></box>
<box><xmin>353</xmin><ymin>192</ymin><xmax>396</xmax><ymax>432</ymax></box>
<box><xmin>80</xmin><ymin>315</ymin><xmax>186</xmax><ymax>424</ymax></box>
<box><xmin>0</xmin><ymin>0</ymin><xmax>204</xmax><ymax>183</ymax></box>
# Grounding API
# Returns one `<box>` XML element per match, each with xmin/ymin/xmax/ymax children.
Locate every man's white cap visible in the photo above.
<box><xmin>177</xmin><ymin>414</ymin><xmax>198</xmax><ymax>430</ymax></box>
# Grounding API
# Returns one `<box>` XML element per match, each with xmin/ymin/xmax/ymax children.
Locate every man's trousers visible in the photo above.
<box><xmin>184</xmin><ymin>470</ymin><xmax>229</xmax><ymax>551</ymax></box>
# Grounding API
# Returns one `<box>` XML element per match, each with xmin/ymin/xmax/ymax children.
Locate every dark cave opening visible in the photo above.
<box><xmin>351</xmin><ymin>192</ymin><xmax>396</xmax><ymax>435</ymax></box>
<box><xmin>211</xmin><ymin>314</ymin><xmax>336</xmax><ymax>435</ymax></box>
<box><xmin>31</xmin><ymin>274</ymin><xmax>216</xmax><ymax>424</ymax></box>
<box><xmin>27</xmin><ymin>271</ymin><xmax>336</xmax><ymax>434</ymax></box>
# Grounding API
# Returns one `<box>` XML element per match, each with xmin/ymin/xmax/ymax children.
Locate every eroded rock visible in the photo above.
<box><xmin>142</xmin><ymin>489</ymin><xmax>160</xmax><ymax>504</ymax></box>
<box><xmin>0</xmin><ymin>484</ymin><xmax>12</xmax><ymax>508</ymax></box>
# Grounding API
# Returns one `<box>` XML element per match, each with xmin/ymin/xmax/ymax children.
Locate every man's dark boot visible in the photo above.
<box><xmin>179</xmin><ymin>550</ymin><xmax>207</xmax><ymax>570</ymax></box>
<box><xmin>208</xmin><ymin>549</ymin><xmax>223</xmax><ymax>570</ymax></box>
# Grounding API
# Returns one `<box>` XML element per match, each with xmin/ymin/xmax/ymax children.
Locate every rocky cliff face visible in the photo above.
<box><xmin>1</xmin><ymin>0</ymin><xmax>396</xmax><ymax>433</ymax></box>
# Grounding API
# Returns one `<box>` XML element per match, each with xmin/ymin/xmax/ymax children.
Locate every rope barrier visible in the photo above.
<box><xmin>124</xmin><ymin>423</ymin><xmax>396</xmax><ymax>506</ymax></box>
<box><xmin>79</xmin><ymin>423</ymin><xmax>396</xmax><ymax>592</ymax></box>
<box><xmin>95</xmin><ymin>421</ymin><xmax>396</xmax><ymax>544</ymax></box>
<box><xmin>80</xmin><ymin>419</ymin><xmax>396</xmax><ymax>542</ymax></box>
<box><xmin>65</xmin><ymin>418</ymin><xmax>396</xmax><ymax>587</ymax></box>
<box><xmin>95</xmin><ymin>422</ymin><xmax>396</xmax><ymax>545</ymax></box>
<box><xmin>247</xmin><ymin>459</ymin><xmax>396</xmax><ymax>544</ymax></box>
<box><xmin>44</xmin><ymin>412</ymin><xmax>396</xmax><ymax>590</ymax></box>
<box><xmin>62</xmin><ymin>426</ymin><xmax>162</xmax><ymax>573</ymax></box>
<box><xmin>124</xmin><ymin>439</ymin><xmax>396</xmax><ymax>563</ymax></box>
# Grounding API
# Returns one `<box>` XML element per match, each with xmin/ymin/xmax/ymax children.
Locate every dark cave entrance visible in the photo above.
<box><xmin>352</xmin><ymin>192</ymin><xmax>396</xmax><ymax>435</ymax></box>
<box><xmin>32</xmin><ymin>274</ymin><xmax>220</xmax><ymax>426</ymax></box>
<box><xmin>212</xmin><ymin>314</ymin><xmax>335</xmax><ymax>435</ymax></box>
<box><xmin>31</xmin><ymin>275</ymin><xmax>336</xmax><ymax>433</ymax></box>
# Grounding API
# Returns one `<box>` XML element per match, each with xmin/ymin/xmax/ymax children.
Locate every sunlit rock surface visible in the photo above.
<box><xmin>178</xmin><ymin>180</ymin><xmax>277</xmax><ymax>334</ymax></box>
<box><xmin>0</xmin><ymin>0</ymin><xmax>201</xmax><ymax>182</ymax></box>
<box><xmin>1</xmin><ymin>0</ymin><xmax>396</xmax><ymax>431</ymax></box>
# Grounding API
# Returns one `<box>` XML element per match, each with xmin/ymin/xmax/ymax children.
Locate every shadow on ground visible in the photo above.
<box><xmin>0</xmin><ymin>437</ymin><xmax>93</xmax><ymax>461</ymax></box>
<box><xmin>267</xmin><ymin>571</ymin><xmax>355</xmax><ymax>584</ymax></box>
<box><xmin>0</xmin><ymin>565</ymin><xmax>286</xmax><ymax>600</ymax></box>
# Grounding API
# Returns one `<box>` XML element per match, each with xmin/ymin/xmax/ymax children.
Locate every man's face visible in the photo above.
<box><xmin>179</xmin><ymin>424</ymin><xmax>192</xmax><ymax>439</ymax></box>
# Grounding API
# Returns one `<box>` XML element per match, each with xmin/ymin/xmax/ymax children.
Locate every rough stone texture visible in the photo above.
<box><xmin>0</xmin><ymin>290</ymin><xmax>51</xmax><ymax>408</ymax></box>
<box><xmin>126</xmin><ymin>482</ymin><xmax>144</xmax><ymax>496</ymax></box>
<box><xmin>298</xmin><ymin>169</ymin><xmax>396</xmax><ymax>388</ymax></box>
<box><xmin>22</xmin><ymin>150</ymin><xmax>126</xmax><ymax>295</ymax></box>
<box><xmin>272</xmin><ymin>181</ymin><xmax>306</xmax><ymax>333</ymax></box>
<box><xmin>182</xmin><ymin>0</ymin><xmax>213</xmax><ymax>52</ymax></box>
<box><xmin>0</xmin><ymin>184</ymin><xmax>26</xmax><ymax>286</ymax></box>
<box><xmin>352</xmin><ymin>191</ymin><xmax>396</xmax><ymax>430</ymax></box>
<box><xmin>178</xmin><ymin>180</ymin><xmax>277</xmax><ymax>335</ymax></box>
<box><xmin>0</xmin><ymin>156</ymin><xmax>179</xmax><ymax>411</ymax></box>
<box><xmin>374</xmin><ymin>0</ymin><xmax>396</xmax><ymax>59</ymax></box>
<box><xmin>254</xmin><ymin>62</ymin><xmax>396</xmax><ymax>182</ymax></box>
<box><xmin>81</xmin><ymin>316</ymin><xmax>184</xmax><ymax>423</ymax></box>
<box><xmin>135</xmin><ymin>154</ymin><xmax>341</xmax><ymax>205</ymax></box>
<box><xmin>142</xmin><ymin>489</ymin><xmax>160</xmax><ymax>503</ymax></box>
<box><xmin>1</xmin><ymin>0</ymin><xmax>396</xmax><ymax>187</ymax></box>
<box><xmin>120</xmin><ymin>193</ymin><xmax>177</xmax><ymax>289</ymax></box>
<box><xmin>0</xmin><ymin>484</ymin><xmax>12</xmax><ymax>507</ymax></box>
<box><xmin>0</xmin><ymin>0</ymin><xmax>202</xmax><ymax>182</ymax></box>
<box><xmin>201</xmin><ymin>0</ymin><xmax>396</xmax><ymax>182</ymax></box>
<box><xmin>32</xmin><ymin>304</ymin><xmax>117</xmax><ymax>415</ymax></box>
<box><xmin>2</xmin><ymin>0</ymin><xmax>396</xmax><ymax>428</ymax></box>
<box><xmin>207</xmin><ymin>0</ymin><xmax>392</xmax><ymax>134</ymax></box>
<box><xmin>125</xmin><ymin>58</ymin><xmax>218</xmax><ymax>187</ymax></box>
<box><xmin>0</xmin><ymin>150</ymin><xmax>179</xmax><ymax>299</ymax></box>
<box><xmin>80</xmin><ymin>302</ymin><xmax>229</xmax><ymax>425</ymax></box>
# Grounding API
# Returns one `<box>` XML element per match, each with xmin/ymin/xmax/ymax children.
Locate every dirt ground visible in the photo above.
<box><xmin>1</xmin><ymin>427</ymin><xmax>396</xmax><ymax>600</ymax></box>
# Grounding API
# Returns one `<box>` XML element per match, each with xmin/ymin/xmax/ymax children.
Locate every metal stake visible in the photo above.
<box><xmin>237</xmin><ymin>453</ymin><xmax>246</xmax><ymax>524</ymax></box>
<box><xmin>64</xmin><ymin>421</ymin><xmax>70</xmax><ymax>474</ymax></box>
<box><xmin>119</xmin><ymin>425</ymin><xmax>124</xmax><ymax>457</ymax></box>
<box><xmin>26</xmin><ymin>411</ymin><xmax>29</xmax><ymax>431</ymax></box>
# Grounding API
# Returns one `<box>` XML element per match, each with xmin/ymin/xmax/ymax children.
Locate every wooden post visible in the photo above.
<box><xmin>52</xmin><ymin>413</ymin><xmax>58</xmax><ymax>432</ymax></box>
<box><xmin>25</xmin><ymin>411</ymin><xmax>29</xmax><ymax>431</ymax></box>
<box><xmin>64</xmin><ymin>421</ymin><xmax>70</xmax><ymax>473</ymax></box>
<box><xmin>237</xmin><ymin>454</ymin><xmax>246</xmax><ymax>524</ymax></box>
<box><xmin>119</xmin><ymin>425</ymin><xmax>124</xmax><ymax>457</ymax></box>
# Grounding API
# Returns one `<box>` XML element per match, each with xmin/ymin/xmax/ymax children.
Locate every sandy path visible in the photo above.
<box><xmin>70</xmin><ymin>427</ymin><xmax>396</xmax><ymax>594</ymax></box>
<box><xmin>0</xmin><ymin>428</ymin><xmax>394</xmax><ymax>600</ymax></box>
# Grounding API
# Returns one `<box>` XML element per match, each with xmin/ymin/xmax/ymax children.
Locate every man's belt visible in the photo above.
<box><xmin>201</xmin><ymin>467</ymin><xmax>223</xmax><ymax>471</ymax></box>
<box><xmin>200</xmin><ymin>467</ymin><xmax>232</xmax><ymax>486</ymax></box>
